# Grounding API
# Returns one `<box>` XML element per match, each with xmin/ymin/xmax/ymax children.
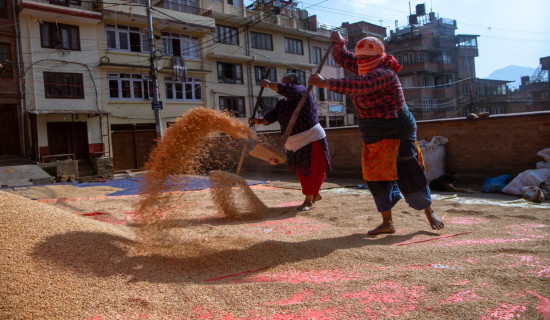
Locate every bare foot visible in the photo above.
<box><xmin>425</xmin><ymin>208</ymin><xmax>445</xmax><ymax>230</ymax></box>
<box><xmin>367</xmin><ymin>221</ymin><xmax>396</xmax><ymax>235</ymax></box>
<box><xmin>297</xmin><ymin>201</ymin><xmax>313</xmax><ymax>211</ymax></box>
<box><xmin>313</xmin><ymin>194</ymin><xmax>322</xmax><ymax>203</ymax></box>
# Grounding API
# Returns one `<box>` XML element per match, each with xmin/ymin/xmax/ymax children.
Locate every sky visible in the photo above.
<box><xmin>248</xmin><ymin>0</ymin><xmax>550</xmax><ymax>79</ymax></box>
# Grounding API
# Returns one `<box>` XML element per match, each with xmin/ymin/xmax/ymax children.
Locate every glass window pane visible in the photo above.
<box><xmin>165</xmin><ymin>82</ymin><xmax>173</xmax><ymax>99</ymax></box>
<box><xmin>40</xmin><ymin>24</ymin><xmax>51</xmax><ymax>47</ymax></box>
<box><xmin>121</xmin><ymin>80</ymin><xmax>131</xmax><ymax>98</ymax></box>
<box><xmin>109</xmin><ymin>80</ymin><xmax>119</xmax><ymax>98</ymax></box>
<box><xmin>60</xmin><ymin>28</ymin><xmax>69</xmax><ymax>49</ymax></box>
<box><xmin>119</xmin><ymin>32</ymin><xmax>129</xmax><ymax>50</ymax></box>
<box><xmin>133</xmin><ymin>80</ymin><xmax>142</xmax><ymax>98</ymax></box>
<box><xmin>70</xmin><ymin>28</ymin><xmax>79</xmax><ymax>50</ymax></box>
<box><xmin>185</xmin><ymin>83</ymin><xmax>192</xmax><ymax>99</ymax></box>
<box><xmin>175</xmin><ymin>83</ymin><xmax>183</xmax><ymax>99</ymax></box>
<box><xmin>106</xmin><ymin>30</ymin><xmax>116</xmax><ymax>49</ymax></box>
<box><xmin>194</xmin><ymin>83</ymin><xmax>202</xmax><ymax>100</ymax></box>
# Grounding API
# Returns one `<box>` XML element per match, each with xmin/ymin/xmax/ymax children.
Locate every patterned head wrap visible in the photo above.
<box><xmin>355</xmin><ymin>37</ymin><xmax>402</xmax><ymax>75</ymax></box>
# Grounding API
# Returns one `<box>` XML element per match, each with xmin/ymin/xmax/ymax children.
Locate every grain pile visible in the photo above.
<box><xmin>1</xmin><ymin>180</ymin><xmax>550</xmax><ymax>319</ymax></box>
<box><xmin>135</xmin><ymin>108</ymin><xmax>264</xmax><ymax>246</ymax></box>
<box><xmin>209</xmin><ymin>170</ymin><xmax>268</xmax><ymax>220</ymax></box>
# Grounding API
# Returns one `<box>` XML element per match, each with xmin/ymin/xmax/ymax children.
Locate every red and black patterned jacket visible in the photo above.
<box><xmin>326</xmin><ymin>44</ymin><xmax>406</xmax><ymax>119</ymax></box>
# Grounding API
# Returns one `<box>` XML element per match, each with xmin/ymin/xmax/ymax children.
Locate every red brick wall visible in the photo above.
<box><xmin>242</xmin><ymin>111</ymin><xmax>550</xmax><ymax>180</ymax></box>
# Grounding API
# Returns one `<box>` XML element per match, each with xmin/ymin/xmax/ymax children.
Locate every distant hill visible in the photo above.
<box><xmin>484</xmin><ymin>65</ymin><xmax>537</xmax><ymax>88</ymax></box>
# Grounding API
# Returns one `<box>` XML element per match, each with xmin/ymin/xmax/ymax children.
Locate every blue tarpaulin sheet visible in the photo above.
<box><xmin>3</xmin><ymin>175</ymin><xmax>269</xmax><ymax>197</ymax></box>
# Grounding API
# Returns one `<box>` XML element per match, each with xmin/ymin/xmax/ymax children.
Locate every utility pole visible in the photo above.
<box><xmin>146</xmin><ymin>0</ymin><xmax>163</xmax><ymax>138</ymax></box>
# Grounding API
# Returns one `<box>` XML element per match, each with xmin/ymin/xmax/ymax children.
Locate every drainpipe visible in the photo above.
<box><xmin>12</xmin><ymin>0</ymin><xmax>26</xmax><ymax>157</ymax></box>
<box><xmin>244</xmin><ymin>24</ymin><xmax>254</xmax><ymax>117</ymax></box>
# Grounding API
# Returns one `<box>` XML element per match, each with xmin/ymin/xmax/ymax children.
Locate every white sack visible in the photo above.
<box><xmin>501</xmin><ymin>168</ymin><xmax>550</xmax><ymax>196</ymax></box>
<box><xmin>419</xmin><ymin>136</ymin><xmax>448</xmax><ymax>183</ymax></box>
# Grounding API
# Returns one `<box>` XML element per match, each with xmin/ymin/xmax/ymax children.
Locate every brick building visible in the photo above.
<box><xmin>0</xmin><ymin>0</ymin><xmax>24</xmax><ymax>156</ymax></box>
<box><xmin>384</xmin><ymin>4</ymin><xmax>479</xmax><ymax>120</ymax></box>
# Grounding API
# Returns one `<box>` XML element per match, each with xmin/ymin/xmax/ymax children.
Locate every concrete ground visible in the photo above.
<box><xmin>0</xmin><ymin>156</ymin><xmax>52</xmax><ymax>187</ymax></box>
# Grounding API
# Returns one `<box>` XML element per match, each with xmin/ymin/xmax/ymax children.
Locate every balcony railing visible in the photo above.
<box><xmin>156</xmin><ymin>0</ymin><xmax>212</xmax><ymax>16</ymax></box>
<box><xmin>27</xmin><ymin>0</ymin><xmax>99</xmax><ymax>11</ymax></box>
<box><xmin>127</xmin><ymin>0</ymin><xmax>212</xmax><ymax>16</ymax></box>
<box><xmin>401</xmin><ymin>62</ymin><xmax>439</xmax><ymax>74</ymax></box>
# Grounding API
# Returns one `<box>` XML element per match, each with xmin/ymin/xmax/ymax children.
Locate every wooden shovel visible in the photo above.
<box><xmin>280</xmin><ymin>42</ymin><xmax>334</xmax><ymax>147</ymax></box>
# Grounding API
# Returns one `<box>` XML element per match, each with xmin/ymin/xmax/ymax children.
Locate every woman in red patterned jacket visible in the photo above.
<box><xmin>308</xmin><ymin>32</ymin><xmax>444</xmax><ymax>235</ymax></box>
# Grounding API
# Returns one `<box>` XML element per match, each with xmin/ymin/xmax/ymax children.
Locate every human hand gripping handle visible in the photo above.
<box><xmin>308</xmin><ymin>73</ymin><xmax>328</xmax><ymax>88</ymax></box>
<box><xmin>247</xmin><ymin>118</ymin><xmax>266</xmax><ymax>126</ymax></box>
<box><xmin>330</xmin><ymin>31</ymin><xmax>346</xmax><ymax>46</ymax></box>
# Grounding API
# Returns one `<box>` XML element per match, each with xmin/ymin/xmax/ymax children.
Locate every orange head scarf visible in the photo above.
<box><xmin>355</xmin><ymin>37</ymin><xmax>402</xmax><ymax>75</ymax></box>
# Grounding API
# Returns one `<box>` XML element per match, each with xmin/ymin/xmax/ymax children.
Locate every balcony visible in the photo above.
<box><xmin>19</xmin><ymin>0</ymin><xmax>99</xmax><ymax>12</ymax></box>
<box><xmin>432</xmin><ymin>86</ymin><xmax>457</xmax><ymax>98</ymax></box>
<box><xmin>404</xmin><ymin>86</ymin><xmax>457</xmax><ymax>100</ymax></box>
<box><xmin>102</xmin><ymin>0</ymin><xmax>214</xmax><ymax>30</ymax></box>
<box><xmin>18</xmin><ymin>0</ymin><xmax>102</xmax><ymax>23</ymax></box>
<box><xmin>130</xmin><ymin>0</ymin><xmax>212</xmax><ymax>16</ymax></box>
<box><xmin>401</xmin><ymin>62</ymin><xmax>439</xmax><ymax>74</ymax></box>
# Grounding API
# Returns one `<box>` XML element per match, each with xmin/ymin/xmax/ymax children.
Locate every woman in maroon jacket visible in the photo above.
<box><xmin>249</xmin><ymin>73</ymin><xmax>331</xmax><ymax>211</ymax></box>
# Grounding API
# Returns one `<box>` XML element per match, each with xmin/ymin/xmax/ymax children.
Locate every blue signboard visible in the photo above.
<box><xmin>152</xmin><ymin>101</ymin><xmax>163</xmax><ymax>110</ymax></box>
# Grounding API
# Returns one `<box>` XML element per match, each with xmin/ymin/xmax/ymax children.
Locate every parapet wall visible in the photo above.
<box><xmin>241</xmin><ymin>111</ymin><xmax>550</xmax><ymax>182</ymax></box>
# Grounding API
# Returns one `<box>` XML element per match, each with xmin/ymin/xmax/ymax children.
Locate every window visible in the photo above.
<box><xmin>105</xmin><ymin>24</ymin><xmax>150</xmax><ymax>53</ymax></box>
<box><xmin>423</xmin><ymin>99</ymin><xmax>435</xmax><ymax>111</ymax></box>
<box><xmin>161</xmin><ymin>32</ymin><xmax>200</xmax><ymax>59</ymax></box>
<box><xmin>435</xmin><ymin>75</ymin><xmax>454</xmax><ymax>88</ymax></box>
<box><xmin>463</xmin><ymin>84</ymin><xmax>471</xmax><ymax>96</ymax></box>
<box><xmin>107</xmin><ymin>73</ymin><xmax>152</xmax><ymax>100</ymax></box>
<box><xmin>457</xmin><ymin>36</ymin><xmax>477</xmax><ymax>48</ymax></box>
<box><xmin>44</xmin><ymin>72</ymin><xmax>84</xmax><ymax>99</ymax></box>
<box><xmin>219</xmin><ymin>96</ymin><xmax>245</xmax><ymax>117</ymax></box>
<box><xmin>435</xmin><ymin>52</ymin><xmax>453</xmax><ymax>64</ymax></box>
<box><xmin>254</xmin><ymin>66</ymin><xmax>276</xmax><ymax>85</ymax></box>
<box><xmin>312</xmin><ymin>47</ymin><xmax>321</xmax><ymax>64</ymax></box>
<box><xmin>316</xmin><ymin>87</ymin><xmax>326</xmax><ymax>101</ymax></box>
<box><xmin>49</xmin><ymin>0</ymin><xmax>81</xmax><ymax>6</ymax></box>
<box><xmin>329</xmin><ymin>116</ymin><xmax>344</xmax><ymax>127</ymax></box>
<box><xmin>326</xmin><ymin>48</ymin><xmax>336</xmax><ymax>66</ymax></box>
<box><xmin>251</xmin><ymin>32</ymin><xmax>272</xmax><ymax>50</ymax></box>
<box><xmin>165</xmin><ymin>77</ymin><xmax>203</xmax><ymax>101</ymax></box>
<box><xmin>318</xmin><ymin>117</ymin><xmax>327</xmax><ymax>128</ymax></box>
<box><xmin>226</xmin><ymin>0</ymin><xmax>240</xmax><ymax>6</ymax></box>
<box><xmin>416</xmin><ymin>52</ymin><xmax>429</xmax><ymax>63</ymax></box>
<box><xmin>40</xmin><ymin>22</ymin><xmax>80</xmax><ymax>51</ymax></box>
<box><xmin>494</xmin><ymin>106</ymin><xmax>506</xmax><ymax>114</ymax></box>
<box><xmin>215</xmin><ymin>25</ymin><xmax>238</xmax><ymax>45</ymax></box>
<box><xmin>398</xmin><ymin>52</ymin><xmax>414</xmax><ymax>65</ymax></box>
<box><xmin>401</xmin><ymin>76</ymin><xmax>413</xmax><ymax>89</ymax></box>
<box><xmin>286</xmin><ymin>68</ymin><xmax>305</xmax><ymax>86</ymax></box>
<box><xmin>0</xmin><ymin>0</ymin><xmax>7</xmax><ymax>19</ymax></box>
<box><xmin>541</xmin><ymin>91</ymin><xmax>550</xmax><ymax>100</ymax></box>
<box><xmin>327</xmin><ymin>91</ymin><xmax>342</xmax><ymax>102</ymax></box>
<box><xmin>0</xmin><ymin>43</ymin><xmax>12</xmax><ymax>78</ymax></box>
<box><xmin>284</xmin><ymin>37</ymin><xmax>303</xmax><ymax>55</ymax></box>
<box><xmin>258</xmin><ymin>97</ymin><xmax>278</xmax><ymax>116</ymax></box>
<box><xmin>420</xmin><ymin>76</ymin><xmax>433</xmax><ymax>88</ymax></box>
<box><xmin>217</xmin><ymin>62</ymin><xmax>243</xmax><ymax>84</ymax></box>
<box><xmin>163</xmin><ymin>0</ymin><xmax>198</xmax><ymax>14</ymax></box>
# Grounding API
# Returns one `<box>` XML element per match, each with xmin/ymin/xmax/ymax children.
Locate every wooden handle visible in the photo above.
<box><xmin>237</xmin><ymin>68</ymin><xmax>273</xmax><ymax>174</ymax></box>
<box><xmin>281</xmin><ymin>42</ymin><xmax>334</xmax><ymax>146</ymax></box>
<box><xmin>250</xmin><ymin>68</ymin><xmax>272</xmax><ymax>124</ymax></box>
